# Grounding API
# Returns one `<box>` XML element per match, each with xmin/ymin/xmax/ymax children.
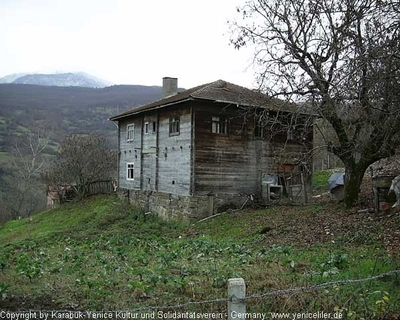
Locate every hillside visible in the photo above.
<box><xmin>0</xmin><ymin>83</ymin><xmax>163</xmax><ymax>158</ymax></box>
<box><xmin>0</xmin><ymin>195</ymin><xmax>399</xmax><ymax>316</ymax></box>
<box><xmin>0</xmin><ymin>80</ymin><xmax>181</xmax><ymax>222</ymax></box>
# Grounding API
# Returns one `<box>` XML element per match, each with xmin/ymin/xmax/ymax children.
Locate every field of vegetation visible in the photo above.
<box><xmin>0</xmin><ymin>195</ymin><xmax>399</xmax><ymax>318</ymax></box>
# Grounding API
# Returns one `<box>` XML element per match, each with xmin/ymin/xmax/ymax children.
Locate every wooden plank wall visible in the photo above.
<box><xmin>194</xmin><ymin>103</ymin><xmax>266</xmax><ymax>195</ymax></box>
<box><xmin>193</xmin><ymin>103</ymin><xmax>312</xmax><ymax>196</ymax></box>
<box><xmin>157</xmin><ymin>105</ymin><xmax>192</xmax><ymax>196</ymax></box>
<box><xmin>117</xmin><ymin>104</ymin><xmax>192</xmax><ymax>196</ymax></box>
<box><xmin>117</xmin><ymin>100</ymin><xmax>312</xmax><ymax>201</ymax></box>
<box><xmin>118</xmin><ymin>118</ymin><xmax>142</xmax><ymax>189</ymax></box>
<box><xmin>141</xmin><ymin>112</ymin><xmax>158</xmax><ymax>191</ymax></box>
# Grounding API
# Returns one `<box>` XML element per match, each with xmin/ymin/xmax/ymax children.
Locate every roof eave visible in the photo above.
<box><xmin>109</xmin><ymin>96</ymin><xmax>194</xmax><ymax>121</ymax></box>
<box><xmin>213</xmin><ymin>99</ymin><xmax>267</xmax><ymax>108</ymax></box>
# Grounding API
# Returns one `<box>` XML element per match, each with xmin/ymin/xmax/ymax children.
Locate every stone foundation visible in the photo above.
<box><xmin>121</xmin><ymin>189</ymin><xmax>252</xmax><ymax>221</ymax></box>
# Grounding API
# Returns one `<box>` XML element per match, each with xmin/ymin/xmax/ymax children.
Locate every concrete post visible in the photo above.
<box><xmin>228</xmin><ymin>278</ymin><xmax>246</xmax><ymax>320</ymax></box>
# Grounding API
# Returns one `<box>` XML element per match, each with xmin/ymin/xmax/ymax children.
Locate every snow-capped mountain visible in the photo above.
<box><xmin>0</xmin><ymin>72</ymin><xmax>112</xmax><ymax>88</ymax></box>
<box><xmin>0</xmin><ymin>73</ymin><xmax>29</xmax><ymax>84</ymax></box>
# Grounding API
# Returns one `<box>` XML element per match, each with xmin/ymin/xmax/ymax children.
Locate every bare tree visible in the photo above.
<box><xmin>230</xmin><ymin>0</ymin><xmax>400</xmax><ymax>207</ymax></box>
<box><xmin>2</xmin><ymin>128</ymin><xmax>50</xmax><ymax>219</ymax></box>
<box><xmin>12</xmin><ymin>127</ymin><xmax>50</xmax><ymax>182</ymax></box>
<box><xmin>45</xmin><ymin>134</ymin><xmax>116</xmax><ymax>200</ymax></box>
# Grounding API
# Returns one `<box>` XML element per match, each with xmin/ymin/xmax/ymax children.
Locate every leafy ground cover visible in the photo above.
<box><xmin>0</xmin><ymin>195</ymin><xmax>399</xmax><ymax>318</ymax></box>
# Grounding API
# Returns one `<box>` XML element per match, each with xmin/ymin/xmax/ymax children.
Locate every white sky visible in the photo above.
<box><xmin>0</xmin><ymin>0</ymin><xmax>257</xmax><ymax>89</ymax></box>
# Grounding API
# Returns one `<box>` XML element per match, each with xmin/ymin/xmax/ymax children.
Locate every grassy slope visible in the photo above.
<box><xmin>0</xmin><ymin>195</ymin><xmax>399</xmax><ymax>317</ymax></box>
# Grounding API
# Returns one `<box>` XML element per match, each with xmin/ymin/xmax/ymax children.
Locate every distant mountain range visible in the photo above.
<box><xmin>0</xmin><ymin>72</ymin><xmax>112</xmax><ymax>88</ymax></box>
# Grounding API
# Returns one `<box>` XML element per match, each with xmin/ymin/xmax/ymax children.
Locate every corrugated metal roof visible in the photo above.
<box><xmin>109</xmin><ymin>79</ymin><xmax>295</xmax><ymax>121</ymax></box>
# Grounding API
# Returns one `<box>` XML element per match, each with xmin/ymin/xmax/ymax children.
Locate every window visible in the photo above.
<box><xmin>169</xmin><ymin>117</ymin><xmax>180</xmax><ymax>135</ymax></box>
<box><xmin>126</xmin><ymin>124</ymin><xmax>135</xmax><ymax>142</ymax></box>
<box><xmin>211</xmin><ymin>116</ymin><xmax>228</xmax><ymax>134</ymax></box>
<box><xmin>127</xmin><ymin>163</ymin><xmax>134</xmax><ymax>180</ymax></box>
<box><xmin>144</xmin><ymin>122</ymin><xmax>149</xmax><ymax>134</ymax></box>
<box><xmin>254</xmin><ymin>122</ymin><xmax>263</xmax><ymax>139</ymax></box>
<box><xmin>287</xmin><ymin>126</ymin><xmax>296</xmax><ymax>140</ymax></box>
<box><xmin>152</xmin><ymin>121</ymin><xmax>157</xmax><ymax>133</ymax></box>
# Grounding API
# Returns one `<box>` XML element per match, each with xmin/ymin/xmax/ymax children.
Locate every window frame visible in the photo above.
<box><xmin>144</xmin><ymin>122</ymin><xmax>149</xmax><ymax>135</ymax></box>
<box><xmin>211</xmin><ymin>116</ymin><xmax>228</xmax><ymax>134</ymax></box>
<box><xmin>254</xmin><ymin>122</ymin><xmax>263</xmax><ymax>139</ymax></box>
<box><xmin>126</xmin><ymin>124</ymin><xmax>135</xmax><ymax>142</ymax></box>
<box><xmin>287</xmin><ymin>126</ymin><xmax>296</xmax><ymax>141</ymax></box>
<box><xmin>126</xmin><ymin>162</ymin><xmax>135</xmax><ymax>180</ymax></box>
<box><xmin>169</xmin><ymin>116</ymin><xmax>180</xmax><ymax>136</ymax></box>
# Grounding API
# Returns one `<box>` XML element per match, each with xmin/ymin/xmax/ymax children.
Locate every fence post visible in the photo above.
<box><xmin>227</xmin><ymin>278</ymin><xmax>246</xmax><ymax>320</ymax></box>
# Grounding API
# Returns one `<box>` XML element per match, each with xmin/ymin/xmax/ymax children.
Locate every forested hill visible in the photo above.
<box><xmin>0</xmin><ymin>83</ymin><xmax>164</xmax><ymax>154</ymax></box>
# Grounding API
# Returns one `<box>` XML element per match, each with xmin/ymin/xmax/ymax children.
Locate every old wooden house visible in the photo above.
<box><xmin>110</xmin><ymin>77</ymin><xmax>313</xmax><ymax>220</ymax></box>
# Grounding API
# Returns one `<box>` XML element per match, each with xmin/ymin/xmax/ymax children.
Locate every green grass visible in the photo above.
<box><xmin>0</xmin><ymin>118</ymin><xmax>7</xmax><ymax>131</ymax></box>
<box><xmin>313</xmin><ymin>169</ymin><xmax>332</xmax><ymax>190</ymax></box>
<box><xmin>0</xmin><ymin>151</ymin><xmax>12</xmax><ymax>166</ymax></box>
<box><xmin>313</xmin><ymin>169</ymin><xmax>346</xmax><ymax>193</ymax></box>
<box><xmin>0</xmin><ymin>197</ymin><xmax>109</xmax><ymax>243</ymax></box>
<box><xmin>0</xmin><ymin>195</ymin><xmax>399</xmax><ymax>317</ymax></box>
<box><xmin>14</xmin><ymin>124</ymin><xmax>31</xmax><ymax>135</ymax></box>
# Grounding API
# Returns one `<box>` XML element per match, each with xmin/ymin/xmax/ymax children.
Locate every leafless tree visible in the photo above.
<box><xmin>11</xmin><ymin>127</ymin><xmax>50</xmax><ymax>182</ymax></box>
<box><xmin>45</xmin><ymin>134</ymin><xmax>116</xmax><ymax>200</ymax></box>
<box><xmin>230</xmin><ymin>0</ymin><xmax>400</xmax><ymax>207</ymax></box>
<box><xmin>2</xmin><ymin>128</ymin><xmax>50</xmax><ymax>219</ymax></box>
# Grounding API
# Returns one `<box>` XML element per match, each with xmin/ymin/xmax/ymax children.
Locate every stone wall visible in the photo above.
<box><xmin>121</xmin><ymin>189</ymin><xmax>252</xmax><ymax>221</ymax></box>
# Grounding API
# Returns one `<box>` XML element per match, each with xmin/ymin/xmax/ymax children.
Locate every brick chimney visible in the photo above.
<box><xmin>162</xmin><ymin>77</ymin><xmax>178</xmax><ymax>97</ymax></box>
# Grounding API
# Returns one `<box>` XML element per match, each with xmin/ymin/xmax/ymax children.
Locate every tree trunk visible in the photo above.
<box><xmin>344</xmin><ymin>163</ymin><xmax>368</xmax><ymax>208</ymax></box>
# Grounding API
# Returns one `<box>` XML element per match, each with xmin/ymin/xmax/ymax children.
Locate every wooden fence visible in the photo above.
<box><xmin>85</xmin><ymin>180</ymin><xmax>116</xmax><ymax>196</ymax></box>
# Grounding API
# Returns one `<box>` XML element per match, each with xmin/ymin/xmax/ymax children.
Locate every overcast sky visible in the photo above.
<box><xmin>0</xmin><ymin>0</ymin><xmax>258</xmax><ymax>89</ymax></box>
